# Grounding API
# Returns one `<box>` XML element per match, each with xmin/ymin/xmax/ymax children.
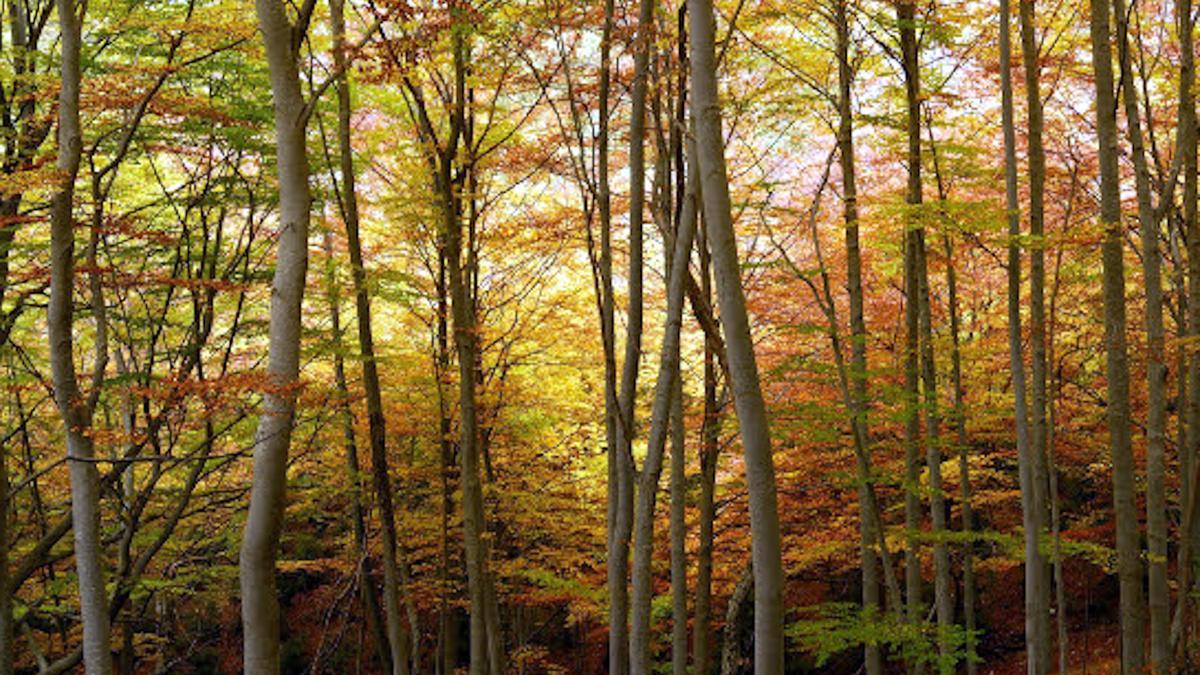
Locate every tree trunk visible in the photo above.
<box><xmin>693</xmin><ymin>220</ymin><xmax>720</xmax><ymax>675</ymax></box>
<box><xmin>241</xmin><ymin>1</ymin><xmax>311</xmax><ymax>673</ymax></box>
<box><xmin>1000</xmin><ymin>3</ymin><xmax>1049</xmax><ymax>672</ymax></box>
<box><xmin>321</xmin><ymin>230</ymin><xmax>390</xmax><ymax>671</ymax></box>
<box><xmin>629</xmin><ymin>134</ymin><xmax>698</xmax><ymax>675</ymax></box>
<box><xmin>611</xmin><ymin>0</ymin><xmax>655</xmax><ymax>669</ymax></box>
<box><xmin>688</xmin><ymin>1</ymin><xmax>786</xmax><ymax>671</ymax></box>
<box><xmin>1112</xmin><ymin>0</ymin><xmax>1168</xmax><ymax>667</ymax></box>
<box><xmin>329</xmin><ymin>0</ymin><xmax>411</xmax><ymax>668</ymax></box>
<box><xmin>833</xmin><ymin>3</ymin><xmax>881</xmax><ymax>672</ymax></box>
<box><xmin>1016</xmin><ymin>2</ymin><xmax>1053</xmax><ymax>669</ymax></box>
<box><xmin>49</xmin><ymin>0</ymin><xmax>112</xmax><ymax>672</ymax></box>
<box><xmin>1089</xmin><ymin>0</ymin><xmax>1146</xmax><ymax>668</ymax></box>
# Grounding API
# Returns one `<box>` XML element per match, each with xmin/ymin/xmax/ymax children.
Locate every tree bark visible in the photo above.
<box><xmin>1089</xmin><ymin>0</ymin><xmax>1146</xmax><ymax>669</ymax></box>
<box><xmin>329</xmin><ymin>0</ymin><xmax>412</xmax><ymax>668</ymax></box>
<box><xmin>241</xmin><ymin>1</ymin><xmax>311</xmax><ymax>672</ymax></box>
<box><xmin>1000</xmin><ymin>3</ymin><xmax>1049</xmax><ymax>672</ymax></box>
<box><xmin>833</xmin><ymin>3</ymin><xmax>882</xmax><ymax>672</ymax></box>
<box><xmin>321</xmin><ymin>230</ymin><xmax>390</xmax><ymax>671</ymax></box>
<box><xmin>688</xmin><ymin>0</ymin><xmax>786</xmax><ymax>671</ymax></box>
<box><xmin>629</xmin><ymin>135</ymin><xmax>698</xmax><ymax>675</ymax></box>
<box><xmin>49</xmin><ymin>0</ymin><xmax>112</xmax><ymax>672</ymax></box>
<box><xmin>1016</xmin><ymin>2</ymin><xmax>1053</xmax><ymax>668</ymax></box>
<box><xmin>1113</xmin><ymin>0</ymin><xmax>1168</xmax><ymax>667</ymax></box>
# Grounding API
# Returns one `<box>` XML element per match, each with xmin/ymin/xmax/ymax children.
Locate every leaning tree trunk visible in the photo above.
<box><xmin>49</xmin><ymin>0</ymin><xmax>112</xmax><ymax>673</ymax></box>
<box><xmin>241</xmin><ymin>1</ymin><xmax>311</xmax><ymax>673</ymax></box>
<box><xmin>330</xmin><ymin>0</ymin><xmax>411</xmax><ymax>668</ymax></box>
<box><xmin>321</xmin><ymin>231</ymin><xmax>391</xmax><ymax>670</ymax></box>
<box><xmin>1089</xmin><ymin>0</ymin><xmax>1145</xmax><ymax>669</ymax></box>
<box><xmin>629</xmin><ymin>134</ymin><xmax>698</xmax><ymax>675</ymax></box>
<box><xmin>688</xmin><ymin>0</ymin><xmax>786</xmax><ymax>671</ymax></box>
<box><xmin>833</xmin><ymin>2</ymin><xmax>881</xmax><ymax>672</ymax></box>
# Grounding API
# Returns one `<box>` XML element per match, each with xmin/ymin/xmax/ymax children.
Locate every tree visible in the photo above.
<box><xmin>240</xmin><ymin>0</ymin><xmax>314</xmax><ymax>671</ymax></box>
<box><xmin>1089</xmin><ymin>0</ymin><xmax>1145</xmax><ymax>669</ymax></box>
<box><xmin>688</xmin><ymin>0</ymin><xmax>786</xmax><ymax>671</ymax></box>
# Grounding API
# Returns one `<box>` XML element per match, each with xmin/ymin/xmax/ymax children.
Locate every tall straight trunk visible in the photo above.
<box><xmin>833</xmin><ymin>4</ymin><xmax>881</xmax><ymax>672</ymax></box>
<box><xmin>435</xmin><ymin>245</ymin><xmax>457</xmax><ymax>675</ymax></box>
<box><xmin>901</xmin><ymin>6</ymin><xmax>954</xmax><ymax>659</ymax></box>
<box><xmin>897</xmin><ymin>0</ymin><xmax>931</xmax><ymax>638</ymax></box>
<box><xmin>49</xmin><ymin>1</ymin><xmax>112</xmax><ymax>673</ymax></box>
<box><xmin>1089</xmin><ymin>0</ymin><xmax>1145</xmax><ymax>668</ymax></box>
<box><xmin>1177</xmin><ymin>0</ymin><xmax>1200</xmax><ymax>659</ymax></box>
<box><xmin>927</xmin><ymin>115</ymin><xmax>976</xmax><ymax>674</ymax></box>
<box><xmin>322</xmin><ymin>231</ymin><xmax>390</xmax><ymax>670</ymax></box>
<box><xmin>1000</xmin><ymin>3</ymin><xmax>1046</xmax><ymax>672</ymax></box>
<box><xmin>330</xmin><ymin>0</ymin><xmax>411</xmax><ymax>669</ymax></box>
<box><xmin>0</xmin><ymin>414</ymin><xmax>8</xmax><ymax>675</ymax></box>
<box><xmin>598</xmin><ymin>1</ymin><xmax>624</xmax><ymax>671</ymax></box>
<box><xmin>1113</xmin><ymin>0</ymin><xmax>1168</xmax><ymax>667</ymax></box>
<box><xmin>611</xmin><ymin>0</ymin><xmax>655</xmax><ymax>670</ymax></box>
<box><xmin>898</xmin><ymin>0</ymin><xmax>924</xmax><ymax>628</ymax></box>
<box><xmin>1047</xmin><ymin>242</ymin><xmax>1070</xmax><ymax>675</ymax></box>
<box><xmin>1016</xmin><ymin>2</ymin><xmax>1053</xmax><ymax>669</ymax></box>
<box><xmin>668</xmin><ymin>16</ymin><xmax>689</xmax><ymax>674</ymax></box>
<box><xmin>693</xmin><ymin>220</ymin><xmax>719</xmax><ymax>675</ymax></box>
<box><xmin>688</xmin><ymin>0</ymin><xmax>786</xmax><ymax>671</ymax></box>
<box><xmin>629</xmin><ymin>136</ymin><xmax>698</xmax><ymax>675</ymax></box>
<box><xmin>669</xmin><ymin>373</ymin><xmax>687</xmax><ymax>675</ymax></box>
<box><xmin>241</xmin><ymin>1</ymin><xmax>311</xmax><ymax>673</ymax></box>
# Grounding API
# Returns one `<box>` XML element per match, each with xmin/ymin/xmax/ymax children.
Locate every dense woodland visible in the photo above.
<box><xmin>11</xmin><ymin>0</ymin><xmax>1200</xmax><ymax>672</ymax></box>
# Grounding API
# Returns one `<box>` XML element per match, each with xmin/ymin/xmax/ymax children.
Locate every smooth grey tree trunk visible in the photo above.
<box><xmin>669</xmin><ymin>372</ymin><xmax>687</xmax><ymax>675</ymax></box>
<box><xmin>1000</xmin><ymin>3</ymin><xmax>1047</xmax><ymax>672</ymax></box>
<box><xmin>688</xmin><ymin>0</ymin><xmax>786</xmax><ymax>671</ymax></box>
<box><xmin>1016</xmin><ymin>2</ymin><xmax>1053</xmax><ymax>669</ymax></box>
<box><xmin>49</xmin><ymin>0</ymin><xmax>112</xmax><ymax>672</ymax></box>
<box><xmin>629</xmin><ymin>137</ymin><xmax>698</xmax><ymax>675</ymax></box>
<box><xmin>611</xmin><ymin>0</ymin><xmax>655</xmax><ymax>669</ymax></box>
<box><xmin>241</xmin><ymin>1</ymin><xmax>311</xmax><ymax>672</ymax></box>
<box><xmin>1089</xmin><ymin>0</ymin><xmax>1145</xmax><ymax>668</ymax></box>
<box><xmin>693</xmin><ymin>222</ymin><xmax>720</xmax><ymax>675</ymax></box>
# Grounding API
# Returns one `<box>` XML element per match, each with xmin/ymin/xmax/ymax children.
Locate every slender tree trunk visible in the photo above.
<box><xmin>241</xmin><ymin>1</ymin><xmax>311</xmax><ymax>672</ymax></box>
<box><xmin>49</xmin><ymin>1</ymin><xmax>112</xmax><ymax>672</ymax></box>
<box><xmin>1000</xmin><ymin>3</ymin><xmax>1048</xmax><ymax>672</ymax></box>
<box><xmin>689</xmin><ymin>1</ymin><xmax>785</xmax><ymax>670</ymax></box>
<box><xmin>693</xmin><ymin>221</ymin><xmax>719</xmax><ymax>675</ymax></box>
<box><xmin>1048</xmin><ymin>239</ymin><xmax>1070</xmax><ymax>675</ymax></box>
<box><xmin>927</xmin><ymin>117</ymin><xmax>977</xmax><ymax>674</ymax></box>
<box><xmin>897</xmin><ymin>0</ymin><xmax>924</xmax><ymax>630</ymax></box>
<box><xmin>629</xmin><ymin>134</ymin><xmax>698</xmax><ymax>675</ymax></box>
<box><xmin>669</xmin><ymin>371</ymin><xmax>687</xmax><ymax>675</ymax></box>
<box><xmin>1177</xmin><ymin>0</ymin><xmax>1200</xmax><ymax>660</ymax></box>
<box><xmin>330</xmin><ymin>0</ymin><xmax>411</xmax><ymax>668</ymax></box>
<box><xmin>322</xmin><ymin>230</ymin><xmax>391</xmax><ymax>671</ymax></box>
<box><xmin>1112</xmin><ymin>0</ymin><xmax>1168</xmax><ymax>667</ymax></box>
<box><xmin>1089</xmin><ymin>0</ymin><xmax>1145</xmax><ymax>669</ymax></box>
<box><xmin>1016</xmin><ymin>2</ymin><xmax>1053</xmax><ymax>669</ymax></box>
<box><xmin>833</xmin><ymin>5</ymin><xmax>882</xmax><ymax>672</ymax></box>
<box><xmin>900</xmin><ymin>6</ymin><xmax>954</xmax><ymax>658</ymax></box>
<box><xmin>611</xmin><ymin>0</ymin><xmax>655</xmax><ymax>669</ymax></box>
